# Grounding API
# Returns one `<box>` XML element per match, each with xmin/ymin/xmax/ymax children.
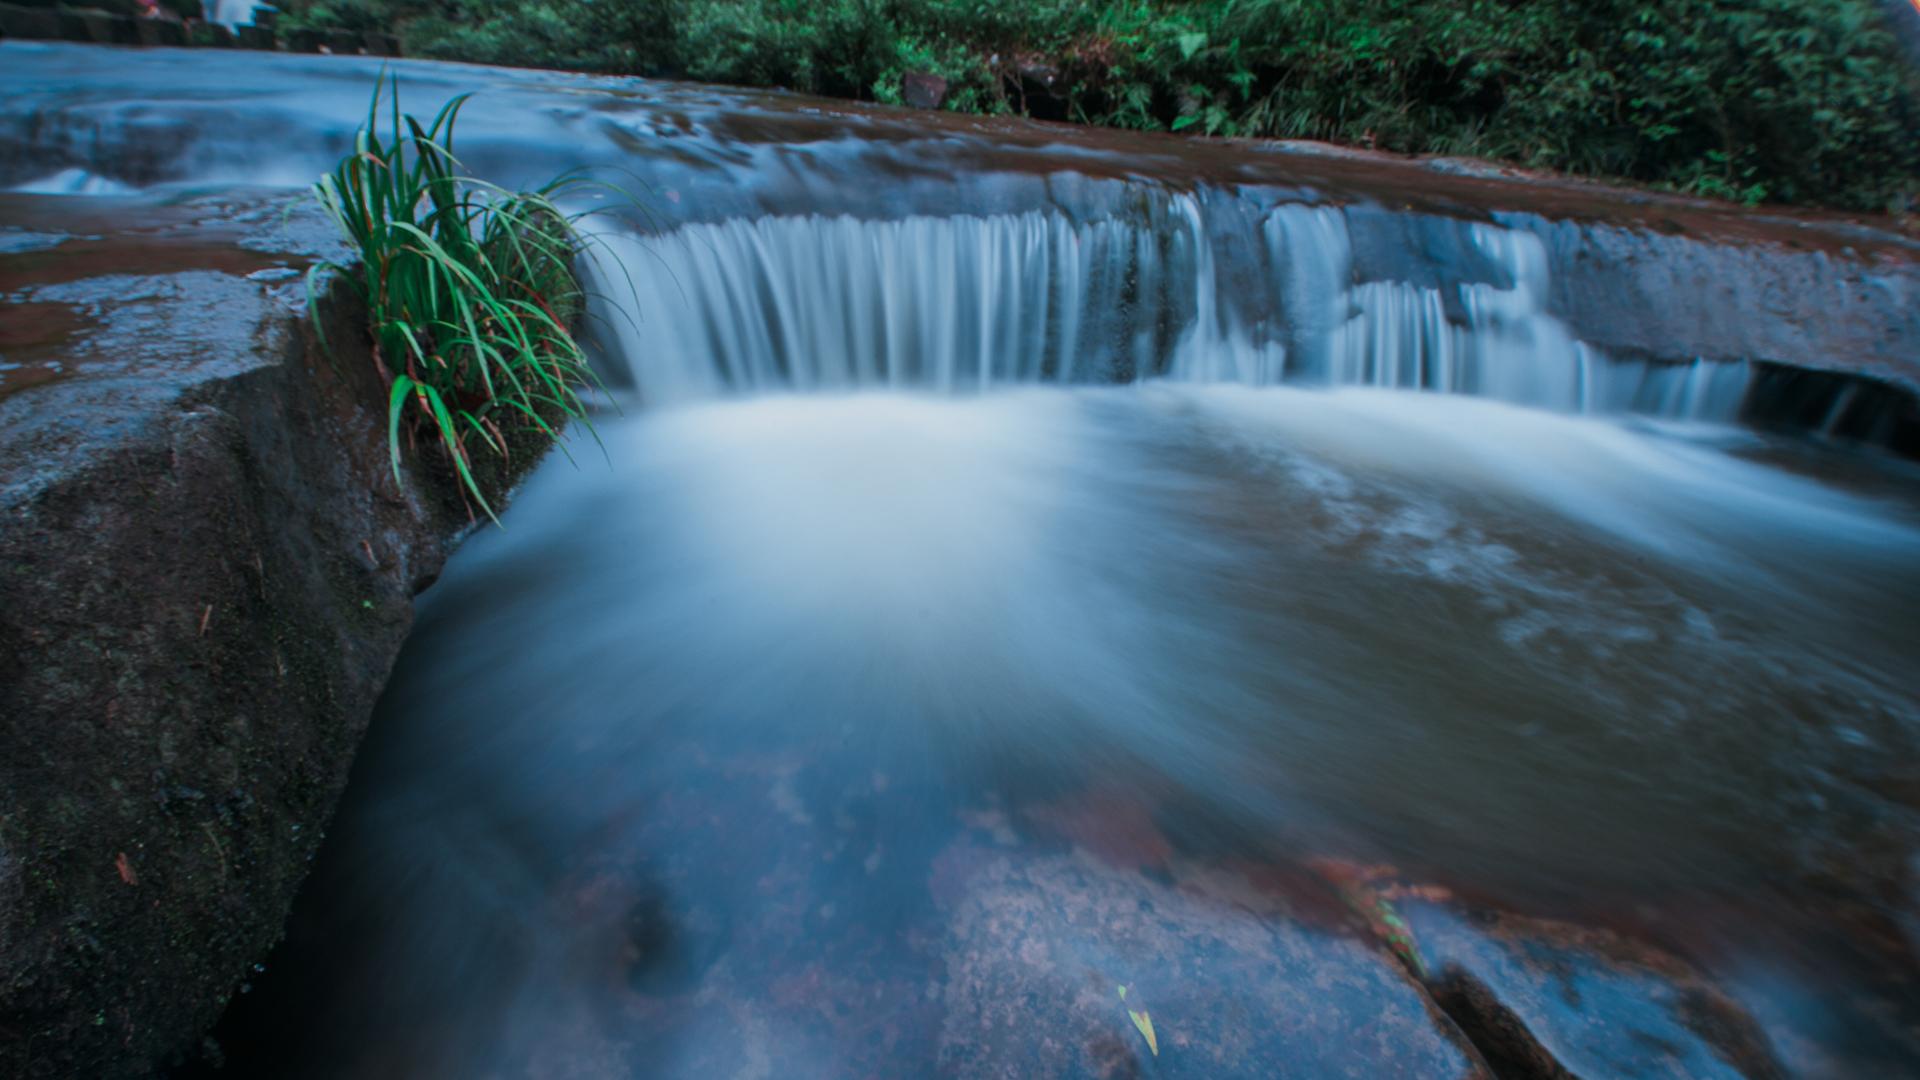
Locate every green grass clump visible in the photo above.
<box><xmin>310</xmin><ymin>79</ymin><xmax>601</xmax><ymax>520</ymax></box>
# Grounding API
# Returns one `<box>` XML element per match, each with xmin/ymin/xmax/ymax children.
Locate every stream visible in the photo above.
<box><xmin>5</xmin><ymin>40</ymin><xmax>1918</xmax><ymax>1078</ymax></box>
<box><xmin>206</xmin><ymin>382</ymin><xmax>1920</xmax><ymax>1076</ymax></box>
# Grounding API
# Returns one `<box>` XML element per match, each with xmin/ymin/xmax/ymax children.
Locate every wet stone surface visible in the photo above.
<box><xmin>211</xmin><ymin>727</ymin><xmax>1858</xmax><ymax>1080</ymax></box>
<box><xmin>229</xmin><ymin>738</ymin><xmax>1499</xmax><ymax>1079</ymax></box>
<box><xmin>194</xmin><ymin>381</ymin><xmax>1920</xmax><ymax>1079</ymax></box>
<box><xmin>0</xmin><ymin>191</ymin><xmax>337</xmax><ymax>489</ymax></box>
<box><xmin>1401</xmin><ymin>901</ymin><xmax>1787</xmax><ymax>1080</ymax></box>
<box><xmin>3</xmin><ymin>41</ymin><xmax>1917</xmax><ymax>399</ymax></box>
<box><xmin>930</xmin><ymin>846</ymin><xmax>1489</xmax><ymax>1079</ymax></box>
<box><xmin>0</xmin><ymin>187</ymin><xmax>544</xmax><ymax>1079</ymax></box>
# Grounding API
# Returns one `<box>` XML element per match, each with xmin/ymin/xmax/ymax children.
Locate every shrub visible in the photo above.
<box><xmin>309</xmin><ymin>80</ymin><xmax>604</xmax><ymax>519</ymax></box>
<box><xmin>274</xmin><ymin>0</ymin><xmax>1920</xmax><ymax>212</ymax></box>
<box><xmin>274</xmin><ymin>0</ymin><xmax>388</xmax><ymax>35</ymax></box>
<box><xmin>396</xmin><ymin>0</ymin><xmax>679</xmax><ymax>75</ymax></box>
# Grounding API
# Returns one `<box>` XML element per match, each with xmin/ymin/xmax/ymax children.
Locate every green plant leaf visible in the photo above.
<box><xmin>1128</xmin><ymin>1008</ymin><xmax>1158</xmax><ymax>1056</ymax></box>
<box><xmin>386</xmin><ymin>374</ymin><xmax>416</xmax><ymax>483</ymax></box>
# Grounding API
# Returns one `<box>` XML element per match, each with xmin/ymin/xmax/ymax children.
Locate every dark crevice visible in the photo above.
<box><xmin>1423</xmin><ymin>970</ymin><xmax>1576</xmax><ymax>1080</ymax></box>
<box><xmin>1395</xmin><ymin>957</ymin><xmax>1789</xmax><ymax>1080</ymax></box>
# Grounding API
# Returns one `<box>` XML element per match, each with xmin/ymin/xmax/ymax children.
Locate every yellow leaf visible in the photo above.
<box><xmin>1128</xmin><ymin>1008</ymin><xmax>1158</xmax><ymax>1056</ymax></box>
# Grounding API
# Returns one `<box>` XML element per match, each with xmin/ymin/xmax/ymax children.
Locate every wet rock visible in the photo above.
<box><xmin>3</xmin><ymin>43</ymin><xmax>1910</xmax><ymax>405</ymax></box>
<box><xmin>1016</xmin><ymin>60</ymin><xmax>1061</xmax><ymax>90</ymax></box>
<box><xmin>0</xmin><ymin>194</ymin><xmax>562</xmax><ymax>1077</ymax></box>
<box><xmin>902</xmin><ymin>72</ymin><xmax>948</xmax><ymax>111</ymax></box>
<box><xmin>1008</xmin><ymin>58</ymin><xmax>1066</xmax><ymax>119</ymax></box>
<box><xmin>133</xmin><ymin>16</ymin><xmax>186</xmax><ymax>47</ymax></box>
<box><xmin>933</xmin><ymin>846</ymin><xmax>1492</xmax><ymax>1078</ymax></box>
<box><xmin>283</xmin><ymin>27</ymin><xmax>322</xmax><ymax>52</ymax></box>
<box><xmin>0</xmin><ymin>3</ymin><xmax>61</xmax><ymax>38</ymax></box>
<box><xmin>1400</xmin><ymin>901</ymin><xmax>1787</xmax><ymax>1080</ymax></box>
<box><xmin>73</xmin><ymin>11</ymin><xmax>137</xmax><ymax>44</ymax></box>
<box><xmin>1508</xmin><ymin>211</ymin><xmax>1920</xmax><ymax>396</ymax></box>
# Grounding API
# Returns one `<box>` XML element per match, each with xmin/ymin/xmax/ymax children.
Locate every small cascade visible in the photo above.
<box><xmin>211</xmin><ymin>0</ymin><xmax>267</xmax><ymax>26</ymax></box>
<box><xmin>1236</xmin><ymin>209</ymin><xmax>1754</xmax><ymax>419</ymax></box>
<box><xmin>584</xmin><ymin>196</ymin><xmax>1754</xmax><ymax>422</ymax></box>
<box><xmin>587</xmin><ymin>213</ymin><xmax>1169</xmax><ymax>402</ymax></box>
<box><xmin>1162</xmin><ymin>196</ymin><xmax>1288</xmax><ymax>383</ymax></box>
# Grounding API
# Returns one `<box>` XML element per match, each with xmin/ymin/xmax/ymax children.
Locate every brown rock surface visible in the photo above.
<box><xmin>932</xmin><ymin>846</ymin><xmax>1493</xmax><ymax>1079</ymax></box>
<box><xmin>0</xmin><ymin>191</ymin><xmax>558</xmax><ymax>1077</ymax></box>
<box><xmin>1400</xmin><ymin>900</ymin><xmax>1787</xmax><ymax>1080</ymax></box>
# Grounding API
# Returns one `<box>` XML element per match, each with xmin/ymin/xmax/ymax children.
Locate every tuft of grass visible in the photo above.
<box><xmin>309</xmin><ymin>77</ymin><xmax>604</xmax><ymax>521</ymax></box>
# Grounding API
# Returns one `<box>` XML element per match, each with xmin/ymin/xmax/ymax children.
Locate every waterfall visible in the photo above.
<box><xmin>584</xmin><ymin>196</ymin><xmax>1752</xmax><ymax>421</ymax></box>
<box><xmin>588</xmin><ymin>212</ymin><xmax>1171</xmax><ymax>400</ymax></box>
<box><xmin>212</xmin><ymin>0</ymin><xmax>267</xmax><ymax>26</ymax></box>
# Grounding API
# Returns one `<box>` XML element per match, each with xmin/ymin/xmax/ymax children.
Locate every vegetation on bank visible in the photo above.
<box><xmin>310</xmin><ymin>82</ymin><xmax>602</xmax><ymax>519</ymax></box>
<box><xmin>275</xmin><ymin>0</ymin><xmax>1920</xmax><ymax>213</ymax></box>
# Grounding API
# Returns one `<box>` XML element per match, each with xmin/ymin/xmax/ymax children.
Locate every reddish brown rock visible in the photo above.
<box><xmin>1399</xmin><ymin>901</ymin><xmax>1786</xmax><ymax>1080</ymax></box>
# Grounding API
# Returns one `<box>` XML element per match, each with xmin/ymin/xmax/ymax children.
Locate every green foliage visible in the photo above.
<box><xmin>275</xmin><ymin>0</ymin><xmax>1920</xmax><ymax>212</ymax></box>
<box><xmin>310</xmin><ymin>79</ymin><xmax>602</xmax><ymax>520</ymax></box>
<box><xmin>275</xmin><ymin>0</ymin><xmax>388</xmax><ymax>35</ymax></box>
<box><xmin>401</xmin><ymin>0</ymin><xmax>679</xmax><ymax>74</ymax></box>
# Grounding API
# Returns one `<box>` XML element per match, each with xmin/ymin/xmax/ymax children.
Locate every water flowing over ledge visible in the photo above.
<box><xmin>6</xmin><ymin>41</ymin><xmax>1920</xmax><ymax>1080</ymax></box>
<box><xmin>4</xmin><ymin>41</ymin><xmax>1917</xmax><ymax>438</ymax></box>
<box><xmin>592</xmin><ymin>198</ymin><xmax>1753</xmax><ymax>422</ymax></box>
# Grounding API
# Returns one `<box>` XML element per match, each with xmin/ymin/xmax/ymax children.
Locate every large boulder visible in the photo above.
<box><xmin>0</xmin><ymin>192</ymin><xmax>557</xmax><ymax>1077</ymax></box>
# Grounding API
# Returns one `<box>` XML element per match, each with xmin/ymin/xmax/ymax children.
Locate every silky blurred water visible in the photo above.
<box><xmin>8</xmin><ymin>37</ymin><xmax>1919</xmax><ymax>1077</ymax></box>
<box><xmin>209</xmin><ymin>384</ymin><xmax>1920</xmax><ymax>1076</ymax></box>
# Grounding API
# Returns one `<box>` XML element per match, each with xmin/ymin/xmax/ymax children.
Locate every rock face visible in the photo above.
<box><xmin>901</xmin><ymin>71</ymin><xmax>948</xmax><ymax>111</ymax></box>
<box><xmin>1400</xmin><ymin>902</ymin><xmax>1787</xmax><ymax>1080</ymax></box>
<box><xmin>0</xmin><ymin>192</ymin><xmax>552</xmax><ymax>1077</ymax></box>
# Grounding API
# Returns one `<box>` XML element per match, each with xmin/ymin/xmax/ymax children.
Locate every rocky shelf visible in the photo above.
<box><xmin>0</xmin><ymin>191</ymin><xmax>550</xmax><ymax>1077</ymax></box>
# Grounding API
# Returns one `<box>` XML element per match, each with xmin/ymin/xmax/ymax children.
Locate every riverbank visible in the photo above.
<box><xmin>0</xmin><ymin>191</ymin><xmax>559</xmax><ymax>1077</ymax></box>
<box><xmin>265</xmin><ymin>0</ymin><xmax>1920</xmax><ymax>214</ymax></box>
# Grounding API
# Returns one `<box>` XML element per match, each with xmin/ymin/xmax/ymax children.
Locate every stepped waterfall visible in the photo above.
<box><xmin>591</xmin><ymin>195</ymin><xmax>1751</xmax><ymax>419</ymax></box>
<box><xmin>5</xmin><ymin>43</ymin><xmax>1917</xmax><ymax>1080</ymax></box>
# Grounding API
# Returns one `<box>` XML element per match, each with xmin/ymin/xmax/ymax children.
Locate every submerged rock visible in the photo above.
<box><xmin>932</xmin><ymin>846</ymin><xmax>1492</xmax><ymax>1078</ymax></box>
<box><xmin>1400</xmin><ymin>901</ymin><xmax>1787</xmax><ymax>1080</ymax></box>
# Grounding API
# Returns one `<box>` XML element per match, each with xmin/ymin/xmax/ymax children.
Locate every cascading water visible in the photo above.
<box><xmin>211</xmin><ymin>0</ymin><xmax>267</xmax><ymax>27</ymax></box>
<box><xmin>209</xmin><ymin>187</ymin><xmax>1916</xmax><ymax>1076</ymax></box>
<box><xmin>591</xmin><ymin>212</ymin><xmax>1153</xmax><ymax>396</ymax></box>
<box><xmin>589</xmin><ymin>195</ymin><xmax>1753</xmax><ymax>421</ymax></box>
<box><xmin>10</xmin><ymin>43</ymin><xmax>1914</xmax><ymax>1079</ymax></box>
